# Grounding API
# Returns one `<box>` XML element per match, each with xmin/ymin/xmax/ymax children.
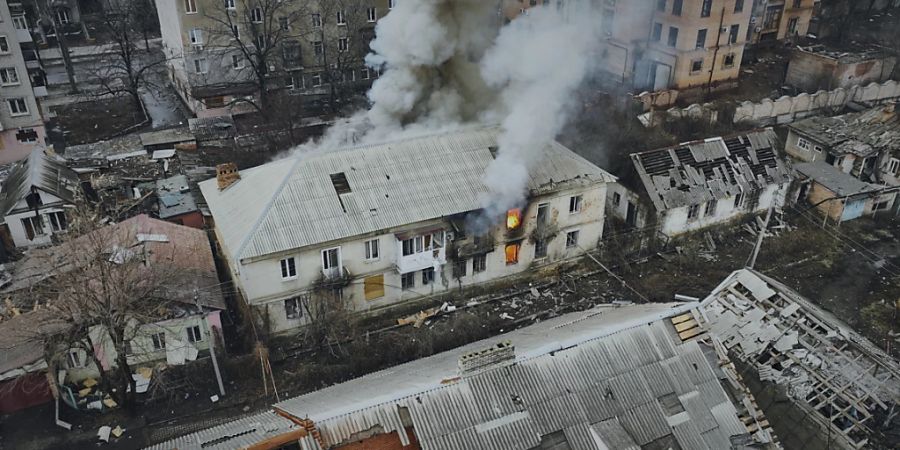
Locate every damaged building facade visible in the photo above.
<box><xmin>149</xmin><ymin>302</ymin><xmax>779</xmax><ymax>450</ymax></box>
<box><xmin>785</xmin><ymin>103</ymin><xmax>900</xmax><ymax>217</ymax></box>
<box><xmin>785</xmin><ymin>45</ymin><xmax>898</xmax><ymax>93</ymax></box>
<box><xmin>200</xmin><ymin>127</ymin><xmax>614</xmax><ymax>335</ymax></box>
<box><xmin>607</xmin><ymin>128</ymin><xmax>792</xmax><ymax>238</ymax></box>
<box><xmin>698</xmin><ymin>269</ymin><xmax>900</xmax><ymax>449</ymax></box>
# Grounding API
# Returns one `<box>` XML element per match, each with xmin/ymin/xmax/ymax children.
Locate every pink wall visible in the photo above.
<box><xmin>0</xmin><ymin>125</ymin><xmax>47</xmax><ymax>164</ymax></box>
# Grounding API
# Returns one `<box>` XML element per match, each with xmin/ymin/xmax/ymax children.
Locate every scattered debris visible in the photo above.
<box><xmin>98</xmin><ymin>425</ymin><xmax>112</xmax><ymax>443</ymax></box>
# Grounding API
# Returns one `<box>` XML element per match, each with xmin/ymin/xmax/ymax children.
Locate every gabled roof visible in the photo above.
<box><xmin>0</xmin><ymin>309</ymin><xmax>68</xmax><ymax>376</ymax></box>
<box><xmin>147</xmin><ymin>303</ymin><xmax>758</xmax><ymax>450</ymax></box>
<box><xmin>201</xmin><ymin>126</ymin><xmax>614</xmax><ymax>261</ymax></box>
<box><xmin>2</xmin><ymin>215</ymin><xmax>224</xmax><ymax>309</ymax></box>
<box><xmin>0</xmin><ymin>149</ymin><xmax>80</xmax><ymax>216</ymax></box>
<box><xmin>788</xmin><ymin>104</ymin><xmax>900</xmax><ymax>152</ymax></box>
<box><xmin>631</xmin><ymin>129</ymin><xmax>791</xmax><ymax>211</ymax></box>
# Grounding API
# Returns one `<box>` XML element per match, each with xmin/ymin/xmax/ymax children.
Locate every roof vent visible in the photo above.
<box><xmin>330</xmin><ymin>172</ymin><xmax>351</xmax><ymax>195</ymax></box>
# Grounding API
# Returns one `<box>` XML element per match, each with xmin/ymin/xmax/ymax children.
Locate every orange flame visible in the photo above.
<box><xmin>506</xmin><ymin>208</ymin><xmax>522</xmax><ymax>230</ymax></box>
<box><xmin>505</xmin><ymin>243</ymin><xmax>520</xmax><ymax>265</ymax></box>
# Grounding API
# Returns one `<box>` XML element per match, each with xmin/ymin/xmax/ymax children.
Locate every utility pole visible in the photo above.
<box><xmin>195</xmin><ymin>290</ymin><xmax>226</xmax><ymax>397</ymax></box>
<box><xmin>747</xmin><ymin>202</ymin><xmax>774</xmax><ymax>269</ymax></box>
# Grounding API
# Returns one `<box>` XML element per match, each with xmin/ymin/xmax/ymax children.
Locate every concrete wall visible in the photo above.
<box><xmin>0</xmin><ymin>125</ymin><xmax>46</xmax><ymax>164</ymax></box>
<box><xmin>660</xmin><ymin>183</ymin><xmax>787</xmax><ymax>237</ymax></box>
<box><xmin>786</xmin><ymin>50</ymin><xmax>897</xmax><ymax>93</ymax></box>
<box><xmin>605</xmin><ymin>182</ymin><xmax>648</xmax><ymax>228</ymax></box>
<box><xmin>233</xmin><ymin>184</ymin><xmax>609</xmax><ymax>335</ymax></box>
<box><xmin>645</xmin><ymin>80</ymin><xmax>900</xmax><ymax>126</ymax></box>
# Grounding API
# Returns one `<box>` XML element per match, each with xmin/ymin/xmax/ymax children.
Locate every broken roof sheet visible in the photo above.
<box><xmin>63</xmin><ymin>134</ymin><xmax>144</xmax><ymax>162</ymax></box>
<box><xmin>143</xmin><ymin>410</ymin><xmax>298</xmax><ymax>450</ymax></box>
<box><xmin>200</xmin><ymin>125</ymin><xmax>615</xmax><ymax>261</ymax></box>
<box><xmin>139</xmin><ymin>127</ymin><xmax>194</xmax><ymax>148</ymax></box>
<box><xmin>794</xmin><ymin>162</ymin><xmax>879</xmax><ymax>197</ymax></box>
<box><xmin>264</xmin><ymin>303</ymin><xmax>750</xmax><ymax>450</ymax></box>
<box><xmin>630</xmin><ymin>129</ymin><xmax>791</xmax><ymax>212</ymax></box>
<box><xmin>0</xmin><ymin>149</ymin><xmax>81</xmax><ymax>216</ymax></box>
<box><xmin>788</xmin><ymin>104</ymin><xmax>900</xmax><ymax>151</ymax></box>
<box><xmin>700</xmin><ymin>269</ymin><xmax>900</xmax><ymax>450</ymax></box>
<box><xmin>795</xmin><ymin>44</ymin><xmax>893</xmax><ymax>64</ymax></box>
<box><xmin>156</xmin><ymin>174</ymin><xmax>199</xmax><ymax>219</ymax></box>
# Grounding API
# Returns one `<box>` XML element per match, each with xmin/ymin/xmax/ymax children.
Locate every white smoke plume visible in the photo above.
<box><xmin>292</xmin><ymin>1</ymin><xmax>605</xmax><ymax>226</ymax></box>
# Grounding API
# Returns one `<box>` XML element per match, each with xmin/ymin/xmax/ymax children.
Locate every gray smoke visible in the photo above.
<box><xmin>292</xmin><ymin>1</ymin><xmax>605</xmax><ymax>225</ymax></box>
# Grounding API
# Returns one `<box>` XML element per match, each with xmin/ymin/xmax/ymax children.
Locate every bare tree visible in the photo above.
<box><xmin>315</xmin><ymin>0</ymin><xmax>375</xmax><ymax>112</ymax></box>
<box><xmin>88</xmin><ymin>2</ymin><xmax>168</xmax><ymax>116</ymax></box>
<box><xmin>19</xmin><ymin>206</ymin><xmax>207</xmax><ymax>410</ymax></box>
<box><xmin>31</xmin><ymin>0</ymin><xmax>78</xmax><ymax>93</ymax></box>
<box><xmin>203</xmin><ymin>0</ymin><xmax>314</xmax><ymax>116</ymax></box>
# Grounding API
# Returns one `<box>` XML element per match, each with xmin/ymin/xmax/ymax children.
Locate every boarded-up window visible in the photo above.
<box><xmin>364</xmin><ymin>274</ymin><xmax>385</xmax><ymax>300</ymax></box>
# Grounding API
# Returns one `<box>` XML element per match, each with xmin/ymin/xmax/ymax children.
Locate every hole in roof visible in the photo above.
<box><xmin>330</xmin><ymin>172</ymin><xmax>351</xmax><ymax>195</ymax></box>
<box><xmin>386</xmin><ymin>174</ymin><xmax>390</xmax><ymax>180</ymax></box>
<box><xmin>489</xmin><ymin>146</ymin><xmax>499</xmax><ymax>159</ymax></box>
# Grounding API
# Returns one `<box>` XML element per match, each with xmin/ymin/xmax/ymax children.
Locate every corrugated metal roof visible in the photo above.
<box><xmin>143</xmin><ymin>411</ymin><xmax>298</xmax><ymax>450</ymax></box>
<box><xmin>794</xmin><ymin>161</ymin><xmax>879</xmax><ymax>197</ymax></box>
<box><xmin>200</xmin><ymin>126</ymin><xmax>614</xmax><ymax>261</ymax></box>
<box><xmin>0</xmin><ymin>149</ymin><xmax>80</xmax><ymax>216</ymax></box>
<box><xmin>145</xmin><ymin>303</ymin><xmax>754</xmax><ymax>450</ymax></box>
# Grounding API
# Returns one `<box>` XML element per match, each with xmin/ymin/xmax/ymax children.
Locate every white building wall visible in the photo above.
<box><xmin>4</xmin><ymin>190</ymin><xmax>68</xmax><ymax>248</ymax></box>
<box><xmin>660</xmin><ymin>183</ymin><xmax>788</xmax><ymax>237</ymax></box>
<box><xmin>605</xmin><ymin>182</ymin><xmax>647</xmax><ymax>228</ymax></box>
<box><xmin>234</xmin><ymin>184</ymin><xmax>608</xmax><ymax>335</ymax></box>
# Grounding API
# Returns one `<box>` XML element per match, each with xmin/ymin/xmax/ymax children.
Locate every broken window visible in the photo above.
<box><xmin>401</xmin><ymin>272</ymin><xmax>415</xmax><ymax>290</ymax></box>
<box><xmin>729</xmin><ymin>24</ymin><xmax>740</xmax><ymax>44</ymax></box>
<box><xmin>364</xmin><ymin>274</ymin><xmax>385</xmax><ymax>300</ymax></box>
<box><xmin>67</xmin><ymin>350</ymin><xmax>84</xmax><ymax>368</ymax></box>
<box><xmin>651</xmin><ymin>22</ymin><xmax>662</xmax><ymax>41</ymax></box>
<box><xmin>422</xmin><ymin>268</ymin><xmax>435</xmax><ymax>285</ymax></box>
<box><xmin>700</xmin><ymin>0</ymin><xmax>712</xmax><ymax>17</ymax></box>
<box><xmin>687</xmin><ymin>204</ymin><xmax>700</xmax><ymax>220</ymax></box>
<box><xmin>15</xmin><ymin>128</ymin><xmax>38</xmax><ymax>143</ymax></box>
<box><xmin>322</xmin><ymin>248</ymin><xmax>341</xmax><ymax>271</ymax></box>
<box><xmin>506</xmin><ymin>208</ymin><xmax>522</xmax><ymax>230</ymax></box>
<box><xmin>285</xmin><ymin>297</ymin><xmax>302</xmax><ymax>319</ymax></box>
<box><xmin>473</xmin><ymin>254</ymin><xmax>487</xmax><ymax>273</ymax></box>
<box><xmin>734</xmin><ymin>192</ymin><xmax>744</xmax><ymax>208</ymax></box>
<box><xmin>536</xmin><ymin>203</ymin><xmax>549</xmax><ymax>226</ymax></box>
<box><xmin>889</xmin><ymin>158</ymin><xmax>900</xmax><ymax>176</ymax></box>
<box><xmin>566</xmin><ymin>230</ymin><xmax>579</xmax><ymax>248</ymax></box>
<box><xmin>151</xmin><ymin>332</ymin><xmax>166</xmax><ymax>350</ymax></box>
<box><xmin>453</xmin><ymin>260</ymin><xmax>467</xmax><ymax>278</ymax></box>
<box><xmin>402</xmin><ymin>238</ymin><xmax>415</xmax><ymax>256</ymax></box>
<box><xmin>568</xmin><ymin>195</ymin><xmax>582</xmax><ymax>214</ymax></box>
<box><xmin>21</xmin><ymin>216</ymin><xmax>43</xmax><ymax>240</ymax></box>
<box><xmin>280</xmin><ymin>257</ymin><xmax>297</xmax><ymax>279</ymax></box>
<box><xmin>797</xmin><ymin>136</ymin><xmax>811</xmax><ymax>150</ymax></box>
<box><xmin>704</xmin><ymin>199</ymin><xmax>717</xmax><ymax>217</ymax></box>
<box><xmin>330</xmin><ymin>172</ymin><xmax>351</xmax><ymax>195</ymax></box>
<box><xmin>186</xmin><ymin>325</ymin><xmax>203</xmax><ymax>343</ymax></box>
<box><xmin>534</xmin><ymin>239</ymin><xmax>548</xmax><ymax>258</ymax></box>
<box><xmin>723</xmin><ymin>53</ymin><xmax>736</xmax><ymax>69</ymax></box>
<box><xmin>505</xmin><ymin>243</ymin><xmax>520</xmax><ymax>265</ymax></box>
<box><xmin>365</xmin><ymin>238</ymin><xmax>379</xmax><ymax>260</ymax></box>
<box><xmin>667</xmin><ymin>26</ymin><xmax>679</xmax><ymax>47</ymax></box>
<box><xmin>690</xmin><ymin>59</ymin><xmax>703</xmax><ymax>73</ymax></box>
<box><xmin>612</xmin><ymin>192</ymin><xmax>621</xmax><ymax>206</ymax></box>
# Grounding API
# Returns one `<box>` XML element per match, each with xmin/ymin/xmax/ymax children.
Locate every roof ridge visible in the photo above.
<box><xmin>234</xmin><ymin>157</ymin><xmax>305</xmax><ymax>261</ymax></box>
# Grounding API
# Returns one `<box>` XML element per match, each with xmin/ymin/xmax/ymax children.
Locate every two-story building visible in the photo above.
<box><xmin>0</xmin><ymin>1</ymin><xmax>47</xmax><ymax>163</ymax></box>
<box><xmin>0</xmin><ymin>149</ymin><xmax>79</xmax><ymax>250</ymax></box>
<box><xmin>784</xmin><ymin>103</ymin><xmax>900</xmax><ymax>216</ymax></box>
<box><xmin>606</xmin><ymin>128</ymin><xmax>792</xmax><ymax>238</ymax></box>
<box><xmin>747</xmin><ymin>0</ymin><xmax>816</xmax><ymax>45</ymax></box>
<box><xmin>156</xmin><ymin>0</ymin><xmax>393</xmax><ymax>117</ymax></box>
<box><xmin>200</xmin><ymin>126</ymin><xmax>615</xmax><ymax>335</ymax></box>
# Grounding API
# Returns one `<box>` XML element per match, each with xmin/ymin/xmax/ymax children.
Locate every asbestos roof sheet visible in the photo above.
<box><xmin>140</xmin><ymin>127</ymin><xmax>195</xmax><ymax>148</ymax></box>
<box><xmin>0</xmin><ymin>149</ymin><xmax>80</xmax><ymax>216</ymax></box>
<box><xmin>794</xmin><ymin>162</ymin><xmax>878</xmax><ymax>197</ymax></box>
<box><xmin>630</xmin><ymin>129</ymin><xmax>791</xmax><ymax>212</ymax></box>
<box><xmin>788</xmin><ymin>105</ymin><xmax>900</xmax><ymax>151</ymax></box>
<box><xmin>201</xmin><ymin>126</ymin><xmax>614</xmax><ymax>261</ymax></box>
<box><xmin>143</xmin><ymin>411</ymin><xmax>298</xmax><ymax>450</ymax></box>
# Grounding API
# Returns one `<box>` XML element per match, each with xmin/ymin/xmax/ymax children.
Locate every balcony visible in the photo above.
<box><xmin>16</xmin><ymin>29</ymin><xmax>33</xmax><ymax>43</ymax></box>
<box><xmin>33</xmin><ymin>86</ymin><xmax>48</xmax><ymax>97</ymax></box>
<box><xmin>397</xmin><ymin>246</ymin><xmax>446</xmax><ymax>274</ymax></box>
<box><xmin>315</xmin><ymin>266</ymin><xmax>351</xmax><ymax>289</ymax></box>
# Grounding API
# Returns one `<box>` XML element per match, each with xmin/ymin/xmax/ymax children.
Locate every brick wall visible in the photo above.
<box><xmin>334</xmin><ymin>428</ymin><xmax>421</xmax><ymax>450</ymax></box>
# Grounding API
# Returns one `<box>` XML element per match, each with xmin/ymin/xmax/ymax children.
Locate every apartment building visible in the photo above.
<box><xmin>156</xmin><ymin>0</ymin><xmax>393</xmax><ymax>118</ymax></box>
<box><xmin>0</xmin><ymin>2</ymin><xmax>47</xmax><ymax>164</ymax></box>
<box><xmin>747</xmin><ymin>0</ymin><xmax>816</xmax><ymax>45</ymax></box>
<box><xmin>502</xmin><ymin>0</ymin><xmax>751</xmax><ymax>95</ymax></box>
<box><xmin>200</xmin><ymin>126</ymin><xmax>614</xmax><ymax>335</ymax></box>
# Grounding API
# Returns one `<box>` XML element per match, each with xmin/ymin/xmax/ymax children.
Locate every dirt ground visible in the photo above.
<box><xmin>52</xmin><ymin>98</ymin><xmax>147</xmax><ymax>146</ymax></box>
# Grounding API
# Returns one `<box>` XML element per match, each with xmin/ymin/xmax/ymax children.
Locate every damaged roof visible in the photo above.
<box><xmin>631</xmin><ymin>129</ymin><xmax>791</xmax><ymax>212</ymax></box>
<box><xmin>201</xmin><ymin>126</ymin><xmax>615</xmax><ymax>261</ymax></box>
<box><xmin>0</xmin><ymin>149</ymin><xmax>81</xmax><ymax>217</ymax></box>
<box><xmin>788</xmin><ymin>104</ymin><xmax>900</xmax><ymax>154</ymax></box>
<box><xmin>700</xmin><ymin>269</ymin><xmax>900</xmax><ymax>450</ymax></box>
<box><xmin>794</xmin><ymin>162</ymin><xmax>880</xmax><ymax>197</ymax></box>
<box><xmin>144</xmin><ymin>410</ymin><xmax>299</xmax><ymax>450</ymax></box>
<box><xmin>146</xmin><ymin>303</ymin><xmax>758</xmax><ymax>450</ymax></box>
<box><xmin>156</xmin><ymin>175</ymin><xmax>199</xmax><ymax>219</ymax></box>
<box><xmin>794</xmin><ymin>44</ymin><xmax>893</xmax><ymax>64</ymax></box>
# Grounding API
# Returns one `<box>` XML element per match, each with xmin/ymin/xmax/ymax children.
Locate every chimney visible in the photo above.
<box><xmin>458</xmin><ymin>340</ymin><xmax>515</xmax><ymax>377</ymax></box>
<box><xmin>216</xmin><ymin>163</ymin><xmax>240</xmax><ymax>191</ymax></box>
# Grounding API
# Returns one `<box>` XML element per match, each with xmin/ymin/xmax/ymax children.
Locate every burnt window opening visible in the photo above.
<box><xmin>330</xmin><ymin>172</ymin><xmax>351</xmax><ymax>194</ymax></box>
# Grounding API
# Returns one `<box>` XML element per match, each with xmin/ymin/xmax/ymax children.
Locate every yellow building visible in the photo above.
<box><xmin>748</xmin><ymin>0</ymin><xmax>816</xmax><ymax>45</ymax></box>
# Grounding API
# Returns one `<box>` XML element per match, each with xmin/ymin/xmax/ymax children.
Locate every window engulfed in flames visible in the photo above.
<box><xmin>505</xmin><ymin>243</ymin><xmax>520</xmax><ymax>265</ymax></box>
<box><xmin>506</xmin><ymin>208</ymin><xmax>522</xmax><ymax>230</ymax></box>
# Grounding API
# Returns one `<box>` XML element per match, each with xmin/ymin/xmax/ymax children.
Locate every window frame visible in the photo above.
<box><xmin>365</xmin><ymin>238</ymin><xmax>380</xmax><ymax>261</ymax></box>
<box><xmin>367</xmin><ymin>7</ymin><xmax>377</xmax><ymax>22</ymax></box>
<box><xmin>336</xmin><ymin>10</ymin><xmax>346</xmax><ymax>25</ymax></box>
<box><xmin>421</xmin><ymin>267</ymin><xmax>435</xmax><ymax>285</ymax></box>
<box><xmin>565</xmin><ymin>230</ymin><xmax>579</xmax><ymax>249</ymax></box>
<box><xmin>251</xmin><ymin>7</ymin><xmax>264</xmax><ymax>23</ymax></box>
<box><xmin>0</xmin><ymin>36</ymin><xmax>9</xmax><ymax>53</ymax></box>
<box><xmin>888</xmin><ymin>158</ymin><xmax>900</xmax><ymax>176</ymax></box>
<box><xmin>8</xmin><ymin>97</ymin><xmax>29</xmax><ymax>116</ymax></box>
<box><xmin>797</xmin><ymin>136</ymin><xmax>811</xmax><ymax>150</ymax></box>
<box><xmin>704</xmin><ymin>199</ymin><xmax>717</xmax><ymax>217</ymax></box>
<box><xmin>280</xmin><ymin>256</ymin><xmax>297</xmax><ymax>280</ymax></box>
<box><xmin>322</xmin><ymin>247</ymin><xmax>341</xmax><ymax>271</ymax></box>
<box><xmin>687</xmin><ymin>204</ymin><xmax>700</xmax><ymax>220</ymax></box>
<box><xmin>225</xmin><ymin>0</ymin><xmax>235</xmax><ymax>9</ymax></box>
<box><xmin>568</xmin><ymin>195</ymin><xmax>583</xmax><ymax>214</ymax></box>
<box><xmin>473</xmin><ymin>254</ymin><xmax>487</xmax><ymax>273</ymax></box>
<box><xmin>401</xmin><ymin>272</ymin><xmax>415</xmax><ymax>290</ymax></box>
<box><xmin>285</xmin><ymin>297</ymin><xmax>303</xmax><ymax>319</ymax></box>
<box><xmin>151</xmin><ymin>332</ymin><xmax>166</xmax><ymax>350</ymax></box>
<box><xmin>695</xmin><ymin>29</ymin><xmax>707</xmax><ymax>49</ymax></box>
<box><xmin>184</xmin><ymin>0</ymin><xmax>197</xmax><ymax>14</ymax></box>
<box><xmin>0</xmin><ymin>67</ymin><xmax>20</xmax><ymax>86</ymax></box>
<box><xmin>48</xmin><ymin>211</ymin><xmax>66</xmax><ymax>232</ymax></box>
<box><xmin>667</xmin><ymin>26</ymin><xmax>679</xmax><ymax>48</ymax></box>
<box><xmin>186</xmin><ymin>325</ymin><xmax>203</xmax><ymax>343</ymax></box>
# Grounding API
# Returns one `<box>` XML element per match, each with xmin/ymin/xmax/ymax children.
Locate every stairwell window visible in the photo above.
<box><xmin>189</xmin><ymin>28</ymin><xmax>203</xmax><ymax>45</ymax></box>
<box><xmin>185</xmin><ymin>0</ymin><xmax>197</xmax><ymax>14</ymax></box>
<box><xmin>7</xmin><ymin>98</ymin><xmax>28</xmax><ymax>116</ymax></box>
<box><xmin>225</xmin><ymin>0</ymin><xmax>235</xmax><ymax>9</ymax></box>
<box><xmin>473</xmin><ymin>254</ymin><xmax>487</xmax><ymax>273</ymax></box>
<box><xmin>280</xmin><ymin>257</ymin><xmax>297</xmax><ymax>279</ymax></box>
<box><xmin>338</xmin><ymin>37</ymin><xmax>349</xmax><ymax>52</ymax></box>
<box><xmin>367</xmin><ymin>7</ymin><xmax>377</xmax><ymax>22</ymax></box>
<box><xmin>312</xmin><ymin>13</ymin><xmax>322</xmax><ymax>27</ymax></box>
<box><xmin>422</xmin><ymin>267</ymin><xmax>435</xmax><ymax>285</ymax></box>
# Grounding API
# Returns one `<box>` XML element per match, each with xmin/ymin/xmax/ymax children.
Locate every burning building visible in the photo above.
<box><xmin>200</xmin><ymin>126</ymin><xmax>614</xmax><ymax>335</ymax></box>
